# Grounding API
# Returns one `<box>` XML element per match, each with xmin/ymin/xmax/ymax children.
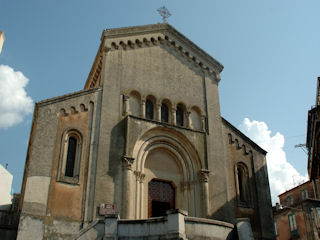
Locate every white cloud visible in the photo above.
<box><xmin>239</xmin><ymin>118</ymin><xmax>308</xmax><ymax>204</ymax></box>
<box><xmin>0</xmin><ymin>65</ymin><xmax>33</xmax><ymax>129</ymax></box>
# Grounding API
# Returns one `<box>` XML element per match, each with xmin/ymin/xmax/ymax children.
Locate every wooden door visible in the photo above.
<box><xmin>148</xmin><ymin>179</ymin><xmax>175</xmax><ymax>217</ymax></box>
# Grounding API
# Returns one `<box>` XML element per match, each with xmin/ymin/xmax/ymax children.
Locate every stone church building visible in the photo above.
<box><xmin>17</xmin><ymin>24</ymin><xmax>274</xmax><ymax>239</ymax></box>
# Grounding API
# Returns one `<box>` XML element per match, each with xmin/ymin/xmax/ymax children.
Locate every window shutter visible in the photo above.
<box><xmin>288</xmin><ymin>213</ymin><xmax>299</xmax><ymax>236</ymax></box>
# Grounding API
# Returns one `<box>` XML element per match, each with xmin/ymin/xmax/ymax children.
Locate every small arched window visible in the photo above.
<box><xmin>65</xmin><ymin>136</ymin><xmax>77</xmax><ymax>177</ymax></box>
<box><xmin>129</xmin><ymin>91</ymin><xmax>141</xmax><ymax>116</ymax></box>
<box><xmin>190</xmin><ymin>107</ymin><xmax>201</xmax><ymax>130</ymax></box>
<box><xmin>235</xmin><ymin>163</ymin><xmax>251</xmax><ymax>206</ymax></box>
<box><xmin>176</xmin><ymin>104</ymin><xmax>184</xmax><ymax>127</ymax></box>
<box><xmin>161</xmin><ymin>103</ymin><xmax>169</xmax><ymax>123</ymax></box>
<box><xmin>58</xmin><ymin>130</ymin><xmax>82</xmax><ymax>184</ymax></box>
<box><xmin>146</xmin><ymin>99</ymin><xmax>154</xmax><ymax>120</ymax></box>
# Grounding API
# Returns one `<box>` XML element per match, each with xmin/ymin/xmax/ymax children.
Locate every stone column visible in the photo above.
<box><xmin>172</xmin><ymin>108</ymin><xmax>176</xmax><ymax>125</ymax></box>
<box><xmin>139</xmin><ymin>172</ymin><xmax>145</xmax><ymax>218</ymax></box>
<box><xmin>122</xmin><ymin>156</ymin><xmax>134</xmax><ymax>219</ymax></box>
<box><xmin>199</xmin><ymin>169</ymin><xmax>210</xmax><ymax>217</ymax></box>
<box><xmin>156</xmin><ymin>103</ymin><xmax>161</xmax><ymax>121</ymax></box>
<box><xmin>141</xmin><ymin>100</ymin><xmax>146</xmax><ymax>118</ymax></box>
<box><xmin>123</xmin><ymin>95</ymin><xmax>130</xmax><ymax>116</ymax></box>
<box><xmin>134</xmin><ymin>171</ymin><xmax>145</xmax><ymax>219</ymax></box>
<box><xmin>201</xmin><ymin>115</ymin><xmax>206</xmax><ymax>131</ymax></box>
<box><xmin>186</xmin><ymin>111</ymin><xmax>191</xmax><ymax>128</ymax></box>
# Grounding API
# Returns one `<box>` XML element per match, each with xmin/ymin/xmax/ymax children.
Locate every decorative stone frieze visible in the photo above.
<box><xmin>59</xmin><ymin>103</ymin><xmax>90</xmax><ymax>117</ymax></box>
<box><xmin>228</xmin><ymin>133</ymin><xmax>254</xmax><ymax>157</ymax></box>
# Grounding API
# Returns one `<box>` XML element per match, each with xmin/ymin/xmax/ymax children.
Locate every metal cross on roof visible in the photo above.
<box><xmin>157</xmin><ymin>6</ymin><xmax>171</xmax><ymax>23</ymax></box>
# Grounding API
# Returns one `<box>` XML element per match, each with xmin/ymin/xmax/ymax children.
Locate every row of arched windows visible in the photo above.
<box><xmin>123</xmin><ymin>91</ymin><xmax>205</xmax><ymax>131</ymax></box>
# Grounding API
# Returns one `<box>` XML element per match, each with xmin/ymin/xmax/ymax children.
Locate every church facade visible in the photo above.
<box><xmin>17</xmin><ymin>24</ymin><xmax>274</xmax><ymax>239</ymax></box>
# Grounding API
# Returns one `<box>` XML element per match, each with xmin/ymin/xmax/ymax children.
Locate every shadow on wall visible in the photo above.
<box><xmin>208</xmin><ymin>164</ymin><xmax>275</xmax><ymax>240</ymax></box>
<box><xmin>0</xmin><ymin>194</ymin><xmax>20</xmax><ymax>240</ymax></box>
<box><xmin>108</xmin><ymin>118</ymin><xmax>126</xmax><ymax>213</ymax></box>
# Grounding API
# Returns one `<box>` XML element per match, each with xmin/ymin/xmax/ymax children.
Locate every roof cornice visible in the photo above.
<box><xmin>101</xmin><ymin>23</ymin><xmax>224</xmax><ymax>79</ymax></box>
<box><xmin>222</xmin><ymin>117</ymin><xmax>267</xmax><ymax>155</ymax></box>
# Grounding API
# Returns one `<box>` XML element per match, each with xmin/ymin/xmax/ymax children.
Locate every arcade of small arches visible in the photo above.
<box><xmin>123</xmin><ymin>90</ymin><xmax>206</xmax><ymax>131</ymax></box>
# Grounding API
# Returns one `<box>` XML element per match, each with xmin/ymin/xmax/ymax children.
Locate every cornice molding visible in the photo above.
<box><xmin>101</xmin><ymin>23</ymin><xmax>223</xmax><ymax>80</ymax></box>
<box><xmin>37</xmin><ymin>87</ymin><xmax>102</xmax><ymax>107</ymax></box>
<box><xmin>222</xmin><ymin>117</ymin><xmax>267</xmax><ymax>155</ymax></box>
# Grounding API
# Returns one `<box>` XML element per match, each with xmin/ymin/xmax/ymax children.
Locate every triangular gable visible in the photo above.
<box><xmin>85</xmin><ymin>23</ymin><xmax>223</xmax><ymax>89</ymax></box>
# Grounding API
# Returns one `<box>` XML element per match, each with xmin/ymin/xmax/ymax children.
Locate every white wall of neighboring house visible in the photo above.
<box><xmin>0</xmin><ymin>164</ymin><xmax>13</xmax><ymax>205</ymax></box>
<box><xmin>0</xmin><ymin>31</ymin><xmax>5</xmax><ymax>54</ymax></box>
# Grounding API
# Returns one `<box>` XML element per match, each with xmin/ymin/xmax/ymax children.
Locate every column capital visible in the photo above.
<box><xmin>123</xmin><ymin>95</ymin><xmax>130</xmax><ymax>101</ymax></box>
<box><xmin>199</xmin><ymin>169</ymin><xmax>210</xmax><ymax>182</ymax></box>
<box><xmin>122</xmin><ymin>156</ymin><xmax>135</xmax><ymax>171</ymax></box>
<box><xmin>134</xmin><ymin>171</ymin><xmax>146</xmax><ymax>183</ymax></box>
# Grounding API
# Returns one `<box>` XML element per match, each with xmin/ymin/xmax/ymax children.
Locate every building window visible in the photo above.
<box><xmin>282</xmin><ymin>199</ymin><xmax>287</xmax><ymax>206</ymax></box>
<box><xmin>65</xmin><ymin>136</ymin><xmax>77</xmax><ymax>177</ymax></box>
<box><xmin>286</xmin><ymin>195</ymin><xmax>294</xmax><ymax>206</ymax></box>
<box><xmin>301</xmin><ymin>189</ymin><xmax>308</xmax><ymax>200</ymax></box>
<box><xmin>146</xmin><ymin>99</ymin><xmax>154</xmax><ymax>120</ymax></box>
<box><xmin>235</xmin><ymin>163</ymin><xmax>251</xmax><ymax>207</ymax></box>
<box><xmin>128</xmin><ymin>91</ymin><xmax>141</xmax><ymax>116</ymax></box>
<box><xmin>314</xmin><ymin>208</ymin><xmax>320</xmax><ymax>228</ymax></box>
<box><xmin>288</xmin><ymin>213</ymin><xmax>299</xmax><ymax>236</ymax></box>
<box><xmin>161</xmin><ymin>103</ymin><xmax>169</xmax><ymax>123</ymax></box>
<box><xmin>176</xmin><ymin>104</ymin><xmax>184</xmax><ymax>127</ymax></box>
<box><xmin>274</xmin><ymin>220</ymin><xmax>278</xmax><ymax>236</ymax></box>
<box><xmin>190</xmin><ymin>107</ymin><xmax>201</xmax><ymax>130</ymax></box>
<box><xmin>58</xmin><ymin>130</ymin><xmax>82</xmax><ymax>184</ymax></box>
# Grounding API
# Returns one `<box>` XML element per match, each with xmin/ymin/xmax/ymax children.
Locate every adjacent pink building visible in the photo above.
<box><xmin>274</xmin><ymin>180</ymin><xmax>320</xmax><ymax>239</ymax></box>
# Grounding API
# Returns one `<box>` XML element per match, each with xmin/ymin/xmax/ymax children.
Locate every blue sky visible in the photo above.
<box><xmin>0</xmin><ymin>0</ymin><xmax>319</xmax><ymax>203</ymax></box>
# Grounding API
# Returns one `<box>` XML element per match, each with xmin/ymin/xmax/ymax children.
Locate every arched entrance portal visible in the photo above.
<box><xmin>148</xmin><ymin>179</ymin><xmax>175</xmax><ymax>217</ymax></box>
<box><xmin>127</xmin><ymin>127</ymin><xmax>209</xmax><ymax>219</ymax></box>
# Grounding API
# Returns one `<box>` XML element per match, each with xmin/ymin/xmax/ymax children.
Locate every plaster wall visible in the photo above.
<box><xmin>0</xmin><ymin>31</ymin><xmax>5</xmax><ymax>54</ymax></box>
<box><xmin>222</xmin><ymin>120</ymin><xmax>275</xmax><ymax>239</ymax></box>
<box><xmin>17</xmin><ymin>88</ymin><xmax>101</xmax><ymax>240</ymax></box>
<box><xmin>275</xmin><ymin>210</ymin><xmax>306</xmax><ymax>240</ymax></box>
<box><xmin>0</xmin><ymin>164</ymin><xmax>13</xmax><ymax>205</ymax></box>
<box><xmin>114</xmin><ymin>44</ymin><xmax>206</xmax><ymax>110</ymax></box>
<box><xmin>204</xmin><ymin>74</ymin><xmax>233</xmax><ymax>222</ymax></box>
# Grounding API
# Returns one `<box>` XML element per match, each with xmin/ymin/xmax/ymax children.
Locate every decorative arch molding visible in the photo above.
<box><xmin>132</xmin><ymin>127</ymin><xmax>203</xmax><ymax>171</ymax></box>
<box><xmin>122</xmin><ymin>127</ymin><xmax>208</xmax><ymax>219</ymax></box>
<box><xmin>59</xmin><ymin>103</ymin><xmax>89</xmax><ymax>117</ymax></box>
<box><xmin>228</xmin><ymin>133</ymin><xmax>254</xmax><ymax>157</ymax></box>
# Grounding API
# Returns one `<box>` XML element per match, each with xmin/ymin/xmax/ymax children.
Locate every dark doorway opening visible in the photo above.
<box><xmin>152</xmin><ymin>201</ymin><xmax>170</xmax><ymax>217</ymax></box>
<box><xmin>148</xmin><ymin>179</ymin><xmax>175</xmax><ymax>218</ymax></box>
